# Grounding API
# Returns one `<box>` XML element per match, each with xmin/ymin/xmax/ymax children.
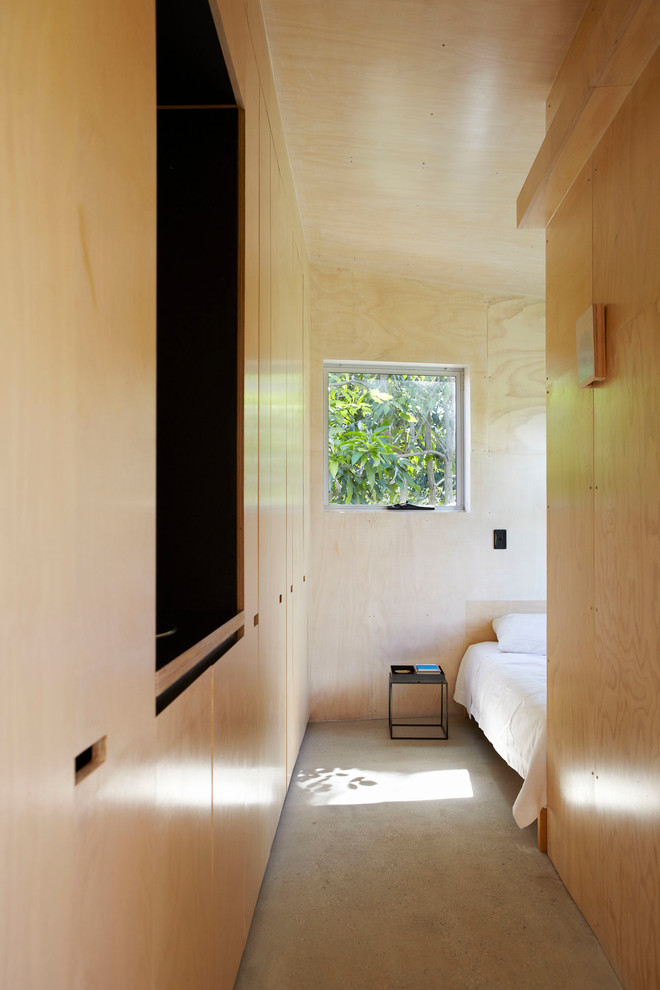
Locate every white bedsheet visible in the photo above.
<box><xmin>454</xmin><ymin>641</ymin><xmax>546</xmax><ymax>828</ymax></box>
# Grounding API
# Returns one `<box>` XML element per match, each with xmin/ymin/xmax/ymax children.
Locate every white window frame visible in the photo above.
<box><xmin>324</xmin><ymin>359</ymin><xmax>467</xmax><ymax>511</ymax></box>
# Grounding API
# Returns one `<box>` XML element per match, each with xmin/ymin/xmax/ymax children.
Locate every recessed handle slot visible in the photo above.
<box><xmin>75</xmin><ymin>736</ymin><xmax>107</xmax><ymax>784</ymax></box>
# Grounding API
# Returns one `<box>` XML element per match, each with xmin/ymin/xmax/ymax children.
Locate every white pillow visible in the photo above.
<box><xmin>492</xmin><ymin>613</ymin><xmax>546</xmax><ymax>655</ymax></box>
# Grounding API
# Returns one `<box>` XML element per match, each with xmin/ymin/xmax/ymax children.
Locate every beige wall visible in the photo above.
<box><xmin>0</xmin><ymin>1</ymin><xmax>309</xmax><ymax>988</ymax></box>
<box><xmin>309</xmin><ymin>265</ymin><xmax>546</xmax><ymax>720</ymax></box>
<box><xmin>526</xmin><ymin>3</ymin><xmax>660</xmax><ymax>986</ymax></box>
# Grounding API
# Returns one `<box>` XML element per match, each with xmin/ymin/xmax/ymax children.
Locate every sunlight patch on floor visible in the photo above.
<box><xmin>295</xmin><ymin>766</ymin><xmax>473</xmax><ymax>805</ymax></box>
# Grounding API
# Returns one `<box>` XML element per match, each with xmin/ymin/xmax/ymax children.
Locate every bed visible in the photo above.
<box><xmin>454</xmin><ymin>612</ymin><xmax>547</xmax><ymax>850</ymax></box>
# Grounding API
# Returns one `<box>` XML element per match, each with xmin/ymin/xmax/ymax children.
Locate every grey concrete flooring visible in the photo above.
<box><xmin>234</xmin><ymin>717</ymin><xmax>622</xmax><ymax>990</ymax></box>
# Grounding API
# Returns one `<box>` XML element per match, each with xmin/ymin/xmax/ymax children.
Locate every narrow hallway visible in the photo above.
<box><xmin>235</xmin><ymin>718</ymin><xmax>620</xmax><ymax>990</ymax></box>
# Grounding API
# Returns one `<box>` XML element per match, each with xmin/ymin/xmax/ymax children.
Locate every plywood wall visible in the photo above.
<box><xmin>309</xmin><ymin>265</ymin><xmax>546</xmax><ymax>720</ymax></box>
<box><xmin>152</xmin><ymin>0</ymin><xmax>313</xmax><ymax>983</ymax></box>
<box><xmin>1</xmin><ymin>2</ymin><xmax>157</xmax><ymax>988</ymax></box>
<box><xmin>0</xmin><ymin>0</ymin><xmax>310</xmax><ymax>987</ymax></box>
<box><xmin>539</xmin><ymin>7</ymin><xmax>660</xmax><ymax>987</ymax></box>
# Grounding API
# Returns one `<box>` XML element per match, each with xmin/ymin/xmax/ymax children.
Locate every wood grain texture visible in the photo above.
<box><xmin>260</xmin><ymin>0</ymin><xmax>585</xmax><ymax>296</ymax></box>
<box><xmin>239</xmin><ymin>49</ymin><xmax>266</xmax><ymax>934</ymax></box>
<box><xmin>73</xmin><ymin>728</ymin><xmax>156</xmax><ymax>990</ymax></box>
<box><xmin>547</xmin><ymin>0</ymin><xmax>660</xmax><ymax>118</ymax></box>
<box><xmin>543</xmin><ymin>113</ymin><xmax>597</xmax><ymax>932</ymax></box>
<box><xmin>0</xmin><ymin>4</ymin><xmax>78</xmax><ymax>985</ymax></box>
<box><xmin>155</xmin><ymin>671</ymin><xmax>214</xmax><ymax>990</ymax></box>
<box><xmin>1</xmin><ymin>0</ymin><xmax>156</xmax><ymax>987</ymax></box>
<box><xmin>593</xmin><ymin>309</ymin><xmax>660</xmax><ymax>986</ymax></box>
<box><xmin>155</xmin><ymin>612</ymin><xmax>245</xmax><ymax>696</ymax></box>
<box><xmin>309</xmin><ymin>506</ymin><xmax>374</xmax><ymax>720</ymax></box>
<box><xmin>213</xmin><ymin>640</ymin><xmax>249</xmax><ymax>990</ymax></box>
<box><xmin>72</xmin><ymin>5</ymin><xmax>157</xmax><ymax>982</ymax></box>
<box><xmin>209</xmin><ymin>0</ymin><xmax>248</xmax><ymax>103</ymax></box>
<box><xmin>518</xmin><ymin>0</ymin><xmax>660</xmax><ymax>228</ymax></box>
<box><xmin>2</xmin><ymin>0</ymin><xmax>310</xmax><ymax>986</ymax></box>
<box><xmin>286</xmin><ymin>251</ymin><xmax>309</xmax><ymax>777</ymax></box>
<box><xmin>486</xmin><ymin>296</ymin><xmax>546</xmax><ymax>455</ymax></box>
<box><xmin>74</xmin><ymin>0</ymin><xmax>156</xmax><ymax>748</ymax></box>
<box><xmin>542</xmin><ymin>23</ymin><xmax>660</xmax><ymax>989</ymax></box>
<box><xmin>593</xmin><ymin>46</ymin><xmax>660</xmax><ymax>340</ymax></box>
<box><xmin>545</xmin><ymin>160</ymin><xmax>593</xmax><ymax>384</ymax></box>
<box><xmin>465</xmin><ymin>600</ymin><xmax>546</xmax><ymax>647</ymax></box>
<box><xmin>256</xmin><ymin>91</ymin><xmax>280</xmax><ymax>860</ymax></box>
<box><xmin>517</xmin><ymin>84</ymin><xmax>627</xmax><ymax>229</ymax></box>
<box><xmin>537</xmin><ymin>807</ymin><xmax>547</xmax><ymax>853</ymax></box>
<box><xmin>546</xmin><ymin>369</ymin><xmax>600</xmax><ymax>927</ymax></box>
<box><xmin>309</xmin><ymin>266</ymin><xmax>546</xmax><ymax>720</ymax></box>
<box><xmin>264</xmin><ymin>133</ymin><xmax>289</xmax><ymax>819</ymax></box>
<box><xmin>588</xmin><ymin>52</ymin><xmax>660</xmax><ymax>985</ymax></box>
<box><xmin>207</xmin><ymin>6</ymin><xmax>312</xmax><ymax>972</ymax></box>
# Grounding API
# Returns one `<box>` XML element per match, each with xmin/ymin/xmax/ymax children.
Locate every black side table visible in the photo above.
<box><xmin>388</xmin><ymin>669</ymin><xmax>449</xmax><ymax>739</ymax></box>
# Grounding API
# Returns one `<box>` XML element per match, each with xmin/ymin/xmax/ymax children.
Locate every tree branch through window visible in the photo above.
<box><xmin>325</xmin><ymin>363</ymin><xmax>464</xmax><ymax>509</ymax></box>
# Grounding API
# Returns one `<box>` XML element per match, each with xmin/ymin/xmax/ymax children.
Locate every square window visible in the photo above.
<box><xmin>324</xmin><ymin>361</ymin><xmax>465</xmax><ymax>510</ymax></box>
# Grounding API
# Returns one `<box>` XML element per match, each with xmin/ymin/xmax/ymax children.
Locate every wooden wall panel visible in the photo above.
<box><xmin>309</xmin><ymin>265</ymin><xmax>546</xmax><ymax>720</ymax></box>
<box><xmin>256</xmin><ymin>111</ymin><xmax>287</xmax><ymax>856</ymax></box>
<box><xmin>256</xmin><ymin>89</ymin><xmax>277</xmax><ymax>858</ymax></box>
<box><xmin>2</xmin><ymin>0</ymin><xmax>310</xmax><ymax>984</ymax></box>
<box><xmin>286</xmin><ymin>244</ymin><xmax>308</xmax><ymax>778</ymax></box>
<box><xmin>0</xmin><ymin>5</ymin><xmax>78</xmax><ymax>986</ymax></box>
<box><xmin>155</xmin><ymin>671</ymin><xmax>214</xmax><ymax>990</ymax></box>
<box><xmin>72</xmin><ymin>3</ymin><xmax>157</xmax><ymax>985</ymax></box>
<box><xmin>285</xmin><ymin>226</ymin><xmax>296</xmax><ymax>780</ymax></box>
<box><xmin>240</xmin><ymin>48</ymin><xmax>264</xmax><ymax>932</ymax></box>
<box><xmin>213</xmin><ymin>640</ymin><xmax>249</xmax><ymax>990</ymax></box>
<box><xmin>1</xmin><ymin>0</ymin><xmax>156</xmax><ymax>987</ymax></box>
<box><xmin>309</xmin><ymin>511</ymin><xmax>373</xmax><ymax>721</ymax></box>
<box><xmin>465</xmin><ymin>599</ymin><xmax>546</xmax><ymax>646</ymax></box>
<box><xmin>593</xmin><ymin>43</ymin><xmax>660</xmax><ymax>339</ymax></box>
<box><xmin>486</xmin><ymin>296</ymin><xmax>545</xmax><ymax>455</ymax></box>
<box><xmin>542</xmin><ymin>21</ymin><xmax>660</xmax><ymax>990</ymax></box>
<box><xmin>589</xmin><ymin>46</ymin><xmax>660</xmax><ymax>986</ymax></box>
<box><xmin>269</xmin><ymin>145</ymin><xmax>289</xmax><ymax>777</ymax></box>
<box><xmin>519</xmin><ymin>0</ymin><xmax>660</xmax><ymax>228</ymax></box>
<box><xmin>210</xmin><ymin>0</ymin><xmax>248</xmax><ymax>103</ymax></box>
<box><xmin>544</xmin><ymin>157</ymin><xmax>599</xmax><ymax>922</ymax></box>
<box><xmin>593</xmin><ymin>310</ymin><xmax>660</xmax><ymax>985</ymax></box>
<box><xmin>73</xmin><ymin>734</ymin><xmax>156</xmax><ymax>990</ymax></box>
<box><xmin>545</xmin><ymin>371</ymin><xmax>599</xmax><ymax>924</ymax></box>
<box><xmin>74</xmin><ymin>0</ymin><xmax>156</xmax><ymax>745</ymax></box>
<box><xmin>299</xmin><ymin>257</ymin><xmax>311</xmax><ymax>736</ymax></box>
<box><xmin>545</xmin><ymin>161</ymin><xmax>593</xmax><ymax>384</ymax></box>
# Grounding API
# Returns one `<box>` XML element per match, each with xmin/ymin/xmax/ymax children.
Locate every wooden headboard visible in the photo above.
<box><xmin>465</xmin><ymin>600</ymin><xmax>546</xmax><ymax>645</ymax></box>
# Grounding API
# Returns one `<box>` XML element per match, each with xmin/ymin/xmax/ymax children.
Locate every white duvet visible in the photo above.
<box><xmin>453</xmin><ymin>642</ymin><xmax>547</xmax><ymax>828</ymax></box>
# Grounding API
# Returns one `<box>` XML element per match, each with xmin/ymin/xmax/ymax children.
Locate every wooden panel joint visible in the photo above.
<box><xmin>518</xmin><ymin>0</ymin><xmax>660</xmax><ymax>229</ymax></box>
<box><xmin>155</xmin><ymin>611</ymin><xmax>245</xmax><ymax>697</ymax></box>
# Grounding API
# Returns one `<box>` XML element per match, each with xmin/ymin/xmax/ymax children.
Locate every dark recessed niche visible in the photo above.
<box><xmin>156</xmin><ymin>0</ymin><xmax>240</xmax><ymax>678</ymax></box>
<box><xmin>156</xmin><ymin>0</ymin><xmax>235</xmax><ymax>106</ymax></box>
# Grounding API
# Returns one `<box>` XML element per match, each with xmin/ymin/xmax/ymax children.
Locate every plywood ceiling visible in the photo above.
<box><xmin>260</xmin><ymin>0</ymin><xmax>587</xmax><ymax>297</ymax></box>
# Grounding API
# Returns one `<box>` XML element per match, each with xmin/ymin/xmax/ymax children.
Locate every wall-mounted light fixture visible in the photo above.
<box><xmin>577</xmin><ymin>303</ymin><xmax>606</xmax><ymax>388</ymax></box>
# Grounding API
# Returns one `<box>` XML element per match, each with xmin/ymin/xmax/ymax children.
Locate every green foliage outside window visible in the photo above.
<box><xmin>326</xmin><ymin>367</ymin><xmax>460</xmax><ymax>507</ymax></box>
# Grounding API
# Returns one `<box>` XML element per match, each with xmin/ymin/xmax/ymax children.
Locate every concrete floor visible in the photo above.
<box><xmin>235</xmin><ymin>717</ymin><xmax>622</xmax><ymax>990</ymax></box>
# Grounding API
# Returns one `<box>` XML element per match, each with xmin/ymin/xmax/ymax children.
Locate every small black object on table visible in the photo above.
<box><xmin>388</xmin><ymin>665</ymin><xmax>449</xmax><ymax>740</ymax></box>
